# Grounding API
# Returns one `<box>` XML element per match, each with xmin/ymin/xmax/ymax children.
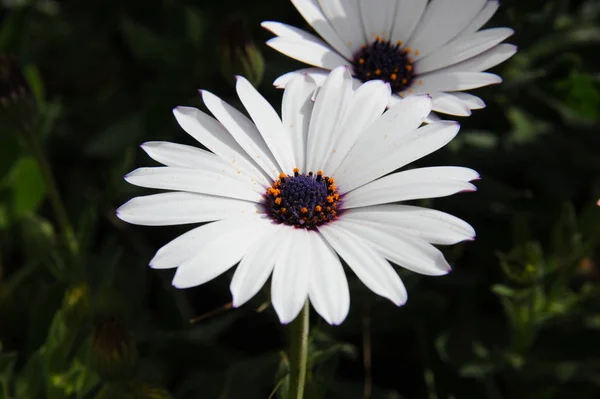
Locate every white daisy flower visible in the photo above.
<box><xmin>262</xmin><ymin>0</ymin><xmax>517</xmax><ymax>118</ymax></box>
<box><xmin>117</xmin><ymin>67</ymin><xmax>477</xmax><ymax>325</ymax></box>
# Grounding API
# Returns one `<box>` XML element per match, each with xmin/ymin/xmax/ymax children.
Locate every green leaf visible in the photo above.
<box><xmin>1</xmin><ymin>156</ymin><xmax>46</xmax><ymax>220</ymax></box>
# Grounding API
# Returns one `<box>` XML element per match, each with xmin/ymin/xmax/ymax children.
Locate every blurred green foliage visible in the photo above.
<box><xmin>0</xmin><ymin>0</ymin><xmax>600</xmax><ymax>398</ymax></box>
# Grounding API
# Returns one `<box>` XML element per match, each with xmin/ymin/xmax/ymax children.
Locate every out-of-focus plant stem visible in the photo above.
<box><xmin>23</xmin><ymin>126</ymin><xmax>79</xmax><ymax>258</ymax></box>
<box><xmin>288</xmin><ymin>301</ymin><xmax>309</xmax><ymax>399</ymax></box>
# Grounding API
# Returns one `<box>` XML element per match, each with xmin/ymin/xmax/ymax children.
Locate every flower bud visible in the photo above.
<box><xmin>219</xmin><ymin>16</ymin><xmax>265</xmax><ymax>87</ymax></box>
<box><xmin>89</xmin><ymin>316</ymin><xmax>137</xmax><ymax>381</ymax></box>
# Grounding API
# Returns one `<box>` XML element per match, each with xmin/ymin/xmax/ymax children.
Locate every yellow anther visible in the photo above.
<box><xmin>397</xmin><ymin>40</ymin><xmax>403</xmax><ymax>45</ymax></box>
<box><xmin>390</xmin><ymin>73</ymin><xmax>397</xmax><ymax>81</ymax></box>
<box><xmin>326</xmin><ymin>196</ymin><xmax>334</xmax><ymax>203</ymax></box>
<box><xmin>275</xmin><ymin>198</ymin><xmax>282</xmax><ymax>205</ymax></box>
<box><xmin>281</xmin><ymin>208</ymin><xmax>287</xmax><ymax>214</ymax></box>
<box><xmin>375</xmin><ymin>69</ymin><xmax>382</xmax><ymax>75</ymax></box>
<box><xmin>359</xmin><ymin>58</ymin><xmax>365</xmax><ymax>64</ymax></box>
<box><xmin>402</xmin><ymin>79</ymin><xmax>408</xmax><ymax>84</ymax></box>
<box><xmin>301</xmin><ymin>207</ymin><xmax>308</xmax><ymax>214</ymax></box>
<box><xmin>315</xmin><ymin>205</ymin><xmax>322</xmax><ymax>212</ymax></box>
<box><xmin>278</xmin><ymin>172</ymin><xmax>287</xmax><ymax>179</ymax></box>
<box><xmin>293</xmin><ymin>167</ymin><xmax>300</xmax><ymax>174</ymax></box>
<box><xmin>406</xmin><ymin>65</ymin><xmax>413</xmax><ymax>71</ymax></box>
<box><xmin>317</xmin><ymin>170</ymin><xmax>323</xmax><ymax>176</ymax></box>
<box><xmin>405</xmin><ymin>47</ymin><xmax>411</xmax><ymax>53</ymax></box>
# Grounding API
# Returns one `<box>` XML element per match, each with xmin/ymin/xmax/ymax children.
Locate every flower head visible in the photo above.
<box><xmin>262</xmin><ymin>0</ymin><xmax>516</xmax><ymax>118</ymax></box>
<box><xmin>117</xmin><ymin>67</ymin><xmax>477</xmax><ymax>325</ymax></box>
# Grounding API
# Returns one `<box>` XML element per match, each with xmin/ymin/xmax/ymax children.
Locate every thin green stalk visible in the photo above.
<box><xmin>288</xmin><ymin>301</ymin><xmax>310</xmax><ymax>399</ymax></box>
<box><xmin>24</xmin><ymin>127</ymin><xmax>79</xmax><ymax>257</ymax></box>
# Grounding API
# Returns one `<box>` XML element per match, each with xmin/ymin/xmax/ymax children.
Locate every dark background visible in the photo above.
<box><xmin>1</xmin><ymin>0</ymin><xmax>600</xmax><ymax>398</ymax></box>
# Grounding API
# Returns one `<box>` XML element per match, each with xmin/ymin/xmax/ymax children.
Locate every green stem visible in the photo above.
<box><xmin>288</xmin><ymin>301</ymin><xmax>310</xmax><ymax>399</ymax></box>
<box><xmin>24</xmin><ymin>127</ymin><xmax>79</xmax><ymax>257</ymax></box>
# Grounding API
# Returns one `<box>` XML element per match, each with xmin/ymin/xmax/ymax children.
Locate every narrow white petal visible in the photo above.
<box><xmin>319</xmin><ymin>223</ymin><xmax>407</xmax><ymax>306</ymax></box>
<box><xmin>266</xmin><ymin>37</ymin><xmax>349</xmax><ymax>72</ymax></box>
<box><xmin>450</xmin><ymin>92</ymin><xmax>486</xmax><ymax>110</ymax></box>
<box><xmin>273</xmin><ymin>68</ymin><xmax>330</xmax><ymax>88</ymax></box>
<box><xmin>172</xmin><ymin>217</ymin><xmax>270</xmax><ymax>289</ymax></box>
<box><xmin>457</xmin><ymin>0</ymin><xmax>500</xmax><ymax>37</ymax></box>
<box><xmin>335</xmin><ymin>218</ymin><xmax>451</xmax><ymax>275</ymax></box>
<box><xmin>141</xmin><ymin>141</ymin><xmax>221</xmax><ymax>169</ymax></box>
<box><xmin>306</xmin><ymin>67</ymin><xmax>353</xmax><ymax>172</ymax></box>
<box><xmin>408</xmin><ymin>72</ymin><xmax>502</xmax><ymax>94</ymax></box>
<box><xmin>201</xmin><ymin>90</ymin><xmax>280</xmax><ymax>179</ymax></box>
<box><xmin>324</xmin><ymin>80</ymin><xmax>391</xmax><ymax>173</ymax></box>
<box><xmin>124</xmin><ymin>167</ymin><xmax>263</xmax><ymax>202</ymax></box>
<box><xmin>359</xmin><ymin>0</ymin><xmax>397</xmax><ymax>42</ymax></box>
<box><xmin>390</xmin><ymin>0</ymin><xmax>428</xmax><ymax>45</ymax></box>
<box><xmin>230</xmin><ymin>224</ymin><xmax>284</xmax><ymax>307</ymax></box>
<box><xmin>338</xmin><ymin>121</ymin><xmax>460</xmax><ymax>193</ymax></box>
<box><xmin>317</xmin><ymin>0</ymin><xmax>366</xmax><ymax>54</ymax></box>
<box><xmin>415</xmin><ymin>28</ymin><xmax>514</xmax><ymax>74</ymax></box>
<box><xmin>407</xmin><ymin>0</ymin><xmax>487</xmax><ymax>60</ymax></box>
<box><xmin>290</xmin><ymin>0</ymin><xmax>354</xmax><ymax>59</ymax></box>
<box><xmin>424</xmin><ymin>111</ymin><xmax>442</xmax><ymax>124</ymax></box>
<box><xmin>333</xmin><ymin>95</ymin><xmax>432</xmax><ymax>192</ymax></box>
<box><xmin>173</xmin><ymin>107</ymin><xmax>269</xmax><ymax>186</ymax></box>
<box><xmin>149</xmin><ymin>216</ymin><xmax>262</xmax><ymax>269</ymax></box>
<box><xmin>344</xmin><ymin>166</ymin><xmax>479</xmax><ymax>208</ymax></box>
<box><xmin>262</xmin><ymin>21</ymin><xmax>325</xmax><ymax>43</ymax></box>
<box><xmin>282</xmin><ymin>74</ymin><xmax>317</xmax><ymax>171</ymax></box>
<box><xmin>438</xmin><ymin>43</ymin><xmax>517</xmax><ymax>73</ymax></box>
<box><xmin>235</xmin><ymin>76</ymin><xmax>296</xmax><ymax>175</ymax></box>
<box><xmin>271</xmin><ymin>228</ymin><xmax>311</xmax><ymax>324</ymax></box>
<box><xmin>430</xmin><ymin>93</ymin><xmax>472</xmax><ymax>116</ymax></box>
<box><xmin>344</xmin><ymin>204</ymin><xmax>475</xmax><ymax>245</ymax></box>
<box><xmin>117</xmin><ymin>192</ymin><xmax>259</xmax><ymax>227</ymax></box>
<box><xmin>308</xmin><ymin>232</ymin><xmax>350</xmax><ymax>325</ymax></box>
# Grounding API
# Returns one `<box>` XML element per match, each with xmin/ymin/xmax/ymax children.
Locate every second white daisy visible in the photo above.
<box><xmin>117</xmin><ymin>67</ymin><xmax>477</xmax><ymax>325</ymax></box>
<box><xmin>263</xmin><ymin>0</ymin><xmax>516</xmax><ymax>118</ymax></box>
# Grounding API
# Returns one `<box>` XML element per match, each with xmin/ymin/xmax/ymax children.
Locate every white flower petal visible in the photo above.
<box><xmin>148</xmin><ymin>216</ymin><xmax>262</xmax><ymax>269</ymax></box>
<box><xmin>430</xmin><ymin>93</ymin><xmax>472</xmax><ymax>116</ymax></box>
<box><xmin>307</xmin><ymin>232</ymin><xmax>350</xmax><ymax>325</ymax></box>
<box><xmin>273</xmin><ymin>68</ymin><xmax>330</xmax><ymax>88</ymax></box>
<box><xmin>344</xmin><ymin>204</ymin><xmax>475</xmax><ymax>245</ymax></box>
<box><xmin>282</xmin><ymin>74</ymin><xmax>317</xmax><ymax>171</ymax></box>
<box><xmin>172</xmin><ymin>216</ymin><xmax>270</xmax><ymax>289</ymax></box>
<box><xmin>335</xmin><ymin>218</ymin><xmax>451</xmax><ymax>275</ymax></box>
<box><xmin>333</xmin><ymin>95</ymin><xmax>432</xmax><ymax>192</ymax></box>
<box><xmin>271</xmin><ymin>228</ymin><xmax>311</xmax><ymax>324</ymax></box>
<box><xmin>324</xmin><ymin>80</ymin><xmax>391</xmax><ymax>173</ymax></box>
<box><xmin>235</xmin><ymin>76</ymin><xmax>296</xmax><ymax>174</ymax></box>
<box><xmin>344</xmin><ymin>166</ymin><xmax>479</xmax><ymax>208</ymax></box>
<box><xmin>450</xmin><ymin>92</ymin><xmax>486</xmax><ymax>110</ymax></box>
<box><xmin>319</xmin><ymin>223</ymin><xmax>407</xmax><ymax>306</ymax></box>
<box><xmin>173</xmin><ymin>107</ymin><xmax>269</xmax><ymax>186</ymax></box>
<box><xmin>439</xmin><ymin>43</ymin><xmax>517</xmax><ymax>73</ymax></box>
<box><xmin>423</xmin><ymin>112</ymin><xmax>442</xmax><ymax>124</ymax></box>
<box><xmin>117</xmin><ymin>192</ymin><xmax>259</xmax><ymax>227</ymax></box>
<box><xmin>390</xmin><ymin>0</ymin><xmax>428</xmax><ymax>45</ymax></box>
<box><xmin>124</xmin><ymin>167</ymin><xmax>263</xmax><ymax>202</ymax></box>
<box><xmin>407</xmin><ymin>0</ymin><xmax>487</xmax><ymax>60</ymax></box>
<box><xmin>306</xmin><ymin>66</ymin><xmax>353</xmax><ymax>172</ymax></box>
<box><xmin>457</xmin><ymin>0</ymin><xmax>500</xmax><ymax>37</ymax></box>
<box><xmin>201</xmin><ymin>90</ymin><xmax>280</xmax><ymax>180</ymax></box>
<box><xmin>317</xmin><ymin>0</ymin><xmax>366</xmax><ymax>54</ymax></box>
<box><xmin>290</xmin><ymin>0</ymin><xmax>354</xmax><ymax>59</ymax></box>
<box><xmin>339</xmin><ymin>121</ymin><xmax>460</xmax><ymax>192</ymax></box>
<box><xmin>141</xmin><ymin>141</ymin><xmax>222</xmax><ymax>169</ymax></box>
<box><xmin>230</xmin><ymin>224</ymin><xmax>284</xmax><ymax>307</ymax></box>
<box><xmin>266</xmin><ymin>37</ymin><xmax>349</xmax><ymax>72</ymax></box>
<box><xmin>408</xmin><ymin>71</ymin><xmax>502</xmax><ymax>94</ymax></box>
<box><xmin>359</xmin><ymin>0</ymin><xmax>397</xmax><ymax>42</ymax></box>
<box><xmin>415</xmin><ymin>28</ymin><xmax>514</xmax><ymax>74</ymax></box>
